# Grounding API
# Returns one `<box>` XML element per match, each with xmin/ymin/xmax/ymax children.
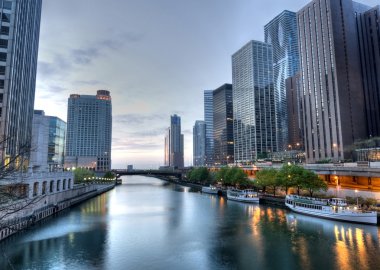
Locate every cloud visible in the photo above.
<box><xmin>75</xmin><ymin>80</ymin><xmax>105</xmax><ymax>86</ymax></box>
<box><xmin>71</xmin><ymin>47</ymin><xmax>100</xmax><ymax>65</ymax></box>
<box><xmin>37</xmin><ymin>54</ymin><xmax>72</xmax><ymax>79</ymax></box>
<box><xmin>114</xmin><ymin>113</ymin><xmax>167</xmax><ymax>125</ymax></box>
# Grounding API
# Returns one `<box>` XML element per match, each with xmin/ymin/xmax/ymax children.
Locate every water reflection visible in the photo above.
<box><xmin>0</xmin><ymin>176</ymin><xmax>379</xmax><ymax>270</ymax></box>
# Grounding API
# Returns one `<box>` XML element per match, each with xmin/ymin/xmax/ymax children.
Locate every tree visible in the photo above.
<box><xmin>188</xmin><ymin>167</ymin><xmax>213</xmax><ymax>185</ymax></box>
<box><xmin>255</xmin><ymin>168</ymin><xmax>278</xmax><ymax>195</ymax></box>
<box><xmin>103</xmin><ymin>171</ymin><xmax>115</xmax><ymax>180</ymax></box>
<box><xmin>277</xmin><ymin>164</ymin><xmax>304</xmax><ymax>195</ymax></box>
<box><xmin>302</xmin><ymin>170</ymin><xmax>328</xmax><ymax>197</ymax></box>
<box><xmin>215</xmin><ymin>167</ymin><xmax>229</xmax><ymax>184</ymax></box>
<box><xmin>74</xmin><ymin>168</ymin><xmax>95</xmax><ymax>182</ymax></box>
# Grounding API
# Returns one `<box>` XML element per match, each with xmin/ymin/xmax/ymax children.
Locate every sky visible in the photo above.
<box><xmin>35</xmin><ymin>0</ymin><xmax>376</xmax><ymax>169</ymax></box>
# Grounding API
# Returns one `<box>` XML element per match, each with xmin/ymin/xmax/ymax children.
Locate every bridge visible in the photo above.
<box><xmin>112</xmin><ymin>169</ymin><xmax>184</xmax><ymax>179</ymax></box>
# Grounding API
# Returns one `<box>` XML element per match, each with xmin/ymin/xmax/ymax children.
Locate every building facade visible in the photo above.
<box><xmin>355</xmin><ymin>4</ymin><xmax>380</xmax><ymax>138</ymax></box>
<box><xmin>232</xmin><ymin>40</ymin><xmax>277</xmax><ymax>163</ymax></box>
<box><xmin>297</xmin><ymin>0</ymin><xmax>367</xmax><ymax>163</ymax></box>
<box><xmin>0</xmin><ymin>0</ymin><xmax>42</xmax><ymax>167</ymax></box>
<box><xmin>164</xmin><ymin>114</ymin><xmax>184</xmax><ymax>168</ymax></box>
<box><xmin>65</xmin><ymin>90</ymin><xmax>112</xmax><ymax>171</ymax></box>
<box><xmin>193</xmin><ymin>120</ymin><xmax>206</xmax><ymax>167</ymax></box>
<box><xmin>265</xmin><ymin>10</ymin><xmax>299</xmax><ymax>151</ymax></box>
<box><xmin>285</xmin><ymin>73</ymin><xmax>304</xmax><ymax>150</ymax></box>
<box><xmin>213</xmin><ymin>84</ymin><xmax>234</xmax><ymax>165</ymax></box>
<box><xmin>47</xmin><ymin>115</ymin><xmax>66</xmax><ymax>170</ymax></box>
<box><xmin>204</xmin><ymin>90</ymin><xmax>214</xmax><ymax>166</ymax></box>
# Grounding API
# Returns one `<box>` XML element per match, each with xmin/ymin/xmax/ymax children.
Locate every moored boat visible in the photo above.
<box><xmin>201</xmin><ymin>185</ymin><xmax>219</xmax><ymax>195</ymax></box>
<box><xmin>227</xmin><ymin>189</ymin><xmax>259</xmax><ymax>203</ymax></box>
<box><xmin>285</xmin><ymin>195</ymin><xmax>377</xmax><ymax>225</ymax></box>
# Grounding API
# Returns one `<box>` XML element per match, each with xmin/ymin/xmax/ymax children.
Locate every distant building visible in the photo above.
<box><xmin>65</xmin><ymin>90</ymin><xmax>112</xmax><ymax>171</ymax></box>
<box><xmin>232</xmin><ymin>40</ymin><xmax>277</xmax><ymax>163</ymax></box>
<box><xmin>204</xmin><ymin>90</ymin><xmax>214</xmax><ymax>166</ymax></box>
<box><xmin>0</xmin><ymin>0</ymin><xmax>42</xmax><ymax>167</ymax></box>
<box><xmin>127</xmin><ymin>165</ymin><xmax>133</xmax><ymax>172</ymax></box>
<box><xmin>193</xmin><ymin>120</ymin><xmax>206</xmax><ymax>166</ymax></box>
<box><xmin>213</xmin><ymin>84</ymin><xmax>234</xmax><ymax>165</ymax></box>
<box><xmin>30</xmin><ymin>110</ymin><xmax>66</xmax><ymax>172</ymax></box>
<box><xmin>297</xmin><ymin>0</ymin><xmax>367</xmax><ymax>162</ymax></box>
<box><xmin>265</xmin><ymin>10</ymin><xmax>299</xmax><ymax>150</ymax></box>
<box><xmin>164</xmin><ymin>114</ymin><xmax>184</xmax><ymax>168</ymax></box>
<box><xmin>356</xmin><ymin>4</ymin><xmax>380</xmax><ymax>138</ymax></box>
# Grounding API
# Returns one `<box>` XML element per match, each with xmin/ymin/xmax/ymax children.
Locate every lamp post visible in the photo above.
<box><xmin>355</xmin><ymin>189</ymin><xmax>359</xmax><ymax>208</ymax></box>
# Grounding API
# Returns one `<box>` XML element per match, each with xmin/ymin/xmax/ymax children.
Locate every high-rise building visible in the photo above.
<box><xmin>65</xmin><ymin>90</ymin><xmax>112</xmax><ymax>171</ymax></box>
<box><xmin>0</xmin><ymin>0</ymin><xmax>42</xmax><ymax>167</ymax></box>
<box><xmin>355</xmin><ymin>4</ymin><xmax>380</xmax><ymax>138</ymax></box>
<box><xmin>204</xmin><ymin>90</ymin><xmax>214</xmax><ymax>166</ymax></box>
<box><xmin>164</xmin><ymin>114</ymin><xmax>184</xmax><ymax>168</ymax></box>
<box><xmin>285</xmin><ymin>73</ymin><xmax>303</xmax><ymax>150</ymax></box>
<box><xmin>213</xmin><ymin>84</ymin><xmax>234</xmax><ymax>165</ymax></box>
<box><xmin>193</xmin><ymin>120</ymin><xmax>206</xmax><ymax>167</ymax></box>
<box><xmin>232</xmin><ymin>40</ymin><xmax>277</xmax><ymax>163</ymax></box>
<box><xmin>30</xmin><ymin>110</ymin><xmax>66</xmax><ymax>171</ymax></box>
<box><xmin>265</xmin><ymin>10</ymin><xmax>299</xmax><ymax>150</ymax></box>
<box><xmin>297</xmin><ymin>0</ymin><xmax>367</xmax><ymax>163</ymax></box>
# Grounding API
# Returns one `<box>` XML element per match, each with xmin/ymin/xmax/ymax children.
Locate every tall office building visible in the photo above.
<box><xmin>285</xmin><ymin>73</ymin><xmax>303</xmax><ymax>150</ymax></box>
<box><xmin>204</xmin><ymin>90</ymin><xmax>214</xmax><ymax>166</ymax></box>
<box><xmin>297</xmin><ymin>0</ymin><xmax>367</xmax><ymax>163</ymax></box>
<box><xmin>356</xmin><ymin>4</ymin><xmax>380</xmax><ymax>138</ymax></box>
<box><xmin>265</xmin><ymin>10</ymin><xmax>299</xmax><ymax>150</ymax></box>
<box><xmin>213</xmin><ymin>84</ymin><xmax>234</xmax><ymax>165</ymax></box>
<box><xmin>30</xmin><ymin>110</ymin><xmax>66</xmax><ymax>171</ymax></box>
<box><xmin>0</xmin><ymin>0</ymin><xmax>42</xmax><ymax>167</ymax></box>
<box><xmin>193</xmin><ymin>120</ymin><xmax>206</xmax><ymax>167</ymax></box>
<box><xmin>232</xmin><ymin>40</ymin><xmax>277</xmax><ymax>163</ymax></box>
<box><xmin>65</xmin><ymin>90</ymin><xmax>112</xmax><ymax>171</ymax></box>
<box><xmin>164</xmin><ymin>114</ymin><xmax>184</xmax><ymax>168</ymax></box>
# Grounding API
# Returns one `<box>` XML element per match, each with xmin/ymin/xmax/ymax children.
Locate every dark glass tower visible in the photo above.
<box><xmin>204</xmin><ymin>90</ymin><xmax>214</xmax><ymax>166</ymax></box>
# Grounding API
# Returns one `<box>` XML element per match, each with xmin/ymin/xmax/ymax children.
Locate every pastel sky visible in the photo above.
<box><xmin>35</xmin><ymin>0</ymin><xmax>375</xmax><ymax>169</ymax></box>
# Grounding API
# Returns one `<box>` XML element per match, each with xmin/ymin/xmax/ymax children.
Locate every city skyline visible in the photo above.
<box><xmin>34</xmin><ymin>0</ymin><xmax>375</xmax><ymax>168</ymax></box>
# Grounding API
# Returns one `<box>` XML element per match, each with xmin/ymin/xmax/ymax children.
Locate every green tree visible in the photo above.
<box><xmin>103</xmin><ymin>171</ymin><xmax>115</xmax><ymax>179</ymax></box>
<box><xmin>74</xmin><ymin>168</ymin><xmax>95</xmax><ymax>183</ymax></box>
<box><xmin>255</xmin><ymin>168</ymin><xmax>279</xmax><ymax>196</ymax></box>
<box><xmin>302</xmin><ymin>170</ymin><xmax>328</xmax><ymax>197</ymax></box>
<box><xmin>189</xmin><ymin>167</ymin><xmax>211</xmax><ymax>184</ymax></box>
<box><xmin>276</xmin><ymin>164</ymin><xmax>303</xmax><ymax>195</ymax></box>
<box><xmin>215</xmin><ymin>167</ymin><xmax>229</xmax><ymax>185</ymax></box>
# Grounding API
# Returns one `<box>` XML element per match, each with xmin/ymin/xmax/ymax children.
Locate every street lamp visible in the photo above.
<box><xmin>355</xmin><ymin>189</ymin><xmax>359</xmax><ymax>208</ymax></box>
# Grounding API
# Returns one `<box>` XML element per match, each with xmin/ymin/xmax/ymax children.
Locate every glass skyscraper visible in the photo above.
<box><xmin>193</xmin><ymin>120</ymin><xmax>206</xmax><ymax>167</ymax></box>
<box><xmin>164</xmin><ymin>114</ymin><xmax>184</xmax><ymax>168</ymax></box>
<box><xmin>204</xmin><ymin>90</ymin><xmax>214</xmax><ymax>166</ymax></box>
<box><xmin>264</xmin><ymin>10</ymin><xmax>299</xmax><ymax>151</ymax></box>
<box><xmin>65</xmin><ymin>90</ymin><xmax>112</xmax><ymax>171</ymax></box>
<box><xmin>0</xmin><ymin>0</ymin><xmax>42</xmax><ymax>167</ymax></box>
<box><xmin>48</xmin><ymin>116</ymin><xmax>66</xmax><ymax>170</ymax></box>
<box><xmin>213</xmin><ymin>84</ymin><xmax>234</xmax><ymax>165</ymax></box>
<box><xmin>232</xmin><ymin>40</ymin><xmax>276</xmax><ymax>163</ymax></box>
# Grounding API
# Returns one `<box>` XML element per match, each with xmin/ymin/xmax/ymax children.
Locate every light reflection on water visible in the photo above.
<box><xmin>0</xmin><ymin>175</ymin><xmax>379</xmax><ymax>270</ymax></box>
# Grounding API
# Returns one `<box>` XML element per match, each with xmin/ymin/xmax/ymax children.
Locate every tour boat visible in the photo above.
<box><xmin>285</xmin><ymin>195</ymin><xmax>378</xmax><ymax>225</ymax></box>
<box><xmin>227</xmin><ymin>189</ymin><xmax>259</xmax><ymax>203</ymax></box>
<box><xmin>201</xmin><ymin>185</ymin><xmax>219</xmax><ymax>195</ymax></box>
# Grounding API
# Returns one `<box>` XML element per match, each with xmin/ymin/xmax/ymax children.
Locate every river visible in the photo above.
<box><xmin>0</xmin><ymin>175</ymin><xmax>379</xmax><ymax>270</ymax></box>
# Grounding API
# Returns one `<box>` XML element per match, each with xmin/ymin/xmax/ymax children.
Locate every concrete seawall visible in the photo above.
<box><xmin>0</xmin><ymin>183</ymin><xmax>115</xmax><ymax>242</ymax></box>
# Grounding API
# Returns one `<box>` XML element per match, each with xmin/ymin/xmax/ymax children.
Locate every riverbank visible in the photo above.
<box><xmin>0</xmin><ymin>182</ymin><xmax>115</xmax><ymax>242</ymax></box>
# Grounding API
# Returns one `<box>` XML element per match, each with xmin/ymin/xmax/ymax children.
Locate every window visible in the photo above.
<box><xmin>0</xmin><ymin>39</ymin><xmax>7</xmax><ymax>48</ymax></box>
<box><xmin>0</xmin><ymin>66</ymin><xmax>5</xmax><ymax>75</ymax></box>
<box><xmin>0</xmin><ymin>53</ymin><xmax>6</xmax><ymax>62</ymax></box>
<box><xmin>1</xmin><ymin>13</ymin><xmax>10</xmax><ymax>23</ymax></box>
<box><xmin>3</xmin><ymin>1</ymin><xmax>12</xmax><ymax>10</ymax></box>
<box><xmin>0</xmin><ymin>93</ymin><xmax>3</xmax><ymax>103</ymax></box>
<box><xmin>0</xmin><ymin>80</ymin><xmax>4</xmax><ymax>89</ymax></box>
<box><xmin>1</xmin><ymin>26</ymin><xmax>9</xmax><ymax>35</ymax></box>
<box><xmin>50</xmin><ymin>180</ymin><xmax>54</xmax><ymax>193</ymax></box>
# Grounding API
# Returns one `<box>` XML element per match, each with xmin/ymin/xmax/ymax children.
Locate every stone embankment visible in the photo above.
<box><xmin>0</xmin><ymin>182</ymin><xmax>115</xmax><ymax>242</ymax></box>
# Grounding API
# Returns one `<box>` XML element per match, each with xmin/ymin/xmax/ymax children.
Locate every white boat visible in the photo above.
<box><xmin>285</xmin><ymin>195</ymin><xmax>378</xmax><ymax>225</ymax></box>
<box><xmin>201</xmin><ymin>185</ymin><xmax>219</xmax><ymax>195</ymax></box>
<box><xmin>227</xmin><ymin>189</ymin><xmax>259</xmax><ymax>203</ymax></box>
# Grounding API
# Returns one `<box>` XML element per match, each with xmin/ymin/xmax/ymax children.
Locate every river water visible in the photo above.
<box><xmin>0</xmin><ymin>175</ymin><xmax>379</xmax><ymax>270</ymax></box>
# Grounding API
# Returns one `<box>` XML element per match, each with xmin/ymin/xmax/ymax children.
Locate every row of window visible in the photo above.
<box><xmin>287</xmin><ymin>199</ymin><xmax>323</xmax><ymax>210</ymax></box>
<box><xmin>32</xmin><ymin>179</ymin><xmax>72</xmax><ymax>197</ymax></box>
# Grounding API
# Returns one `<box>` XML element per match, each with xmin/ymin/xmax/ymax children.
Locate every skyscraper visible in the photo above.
<box><xmin>232</xmin><ymin>40</ymin><xmax>276</xmax><ymax>163</ymax></box>
<box><xmin>297</xmin><ymin>0</ymin><xmax>367</xmax><ymax>163</ymax></box>
<box><xmin>204</xmin><ymin>90</ymin><xmax>214</xmax><ymax>166</ymax></box>
<box><xmin>193</xmin><ymin>120</ymin><xmax>206</xmax><ymax>167</ymax></box>
<box><xmin>164</xmin><ymin>114</ymin><xmax>184</xmax><ymax>168</ymax></box>
<box><xmin>30</xmin><ymin>110</ymin><xmax>66</xmax><ymax>171</ymax></box>
<box><xmin>213</xmin><ymin>84</ymin><xmax>234</xmax><ymax>165</ymax></box>
<box><xmin>0</xmin><ymin>0</ymin><xmax>42</xmax><ymax>167</ymax></box>
<box><xmin>265</xmin><ymin>10</ymin><xmax>299</xmax><ymax>150</ymax></box>
<box><xmin>355</xmin><ymin>4</ymin><xmax>380</xmax><ymax>138</ymax></box>
<box><xmin>65</xmin><ymin>90</ymin><xmax>112</xmax><ymax>171</ymax></box>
